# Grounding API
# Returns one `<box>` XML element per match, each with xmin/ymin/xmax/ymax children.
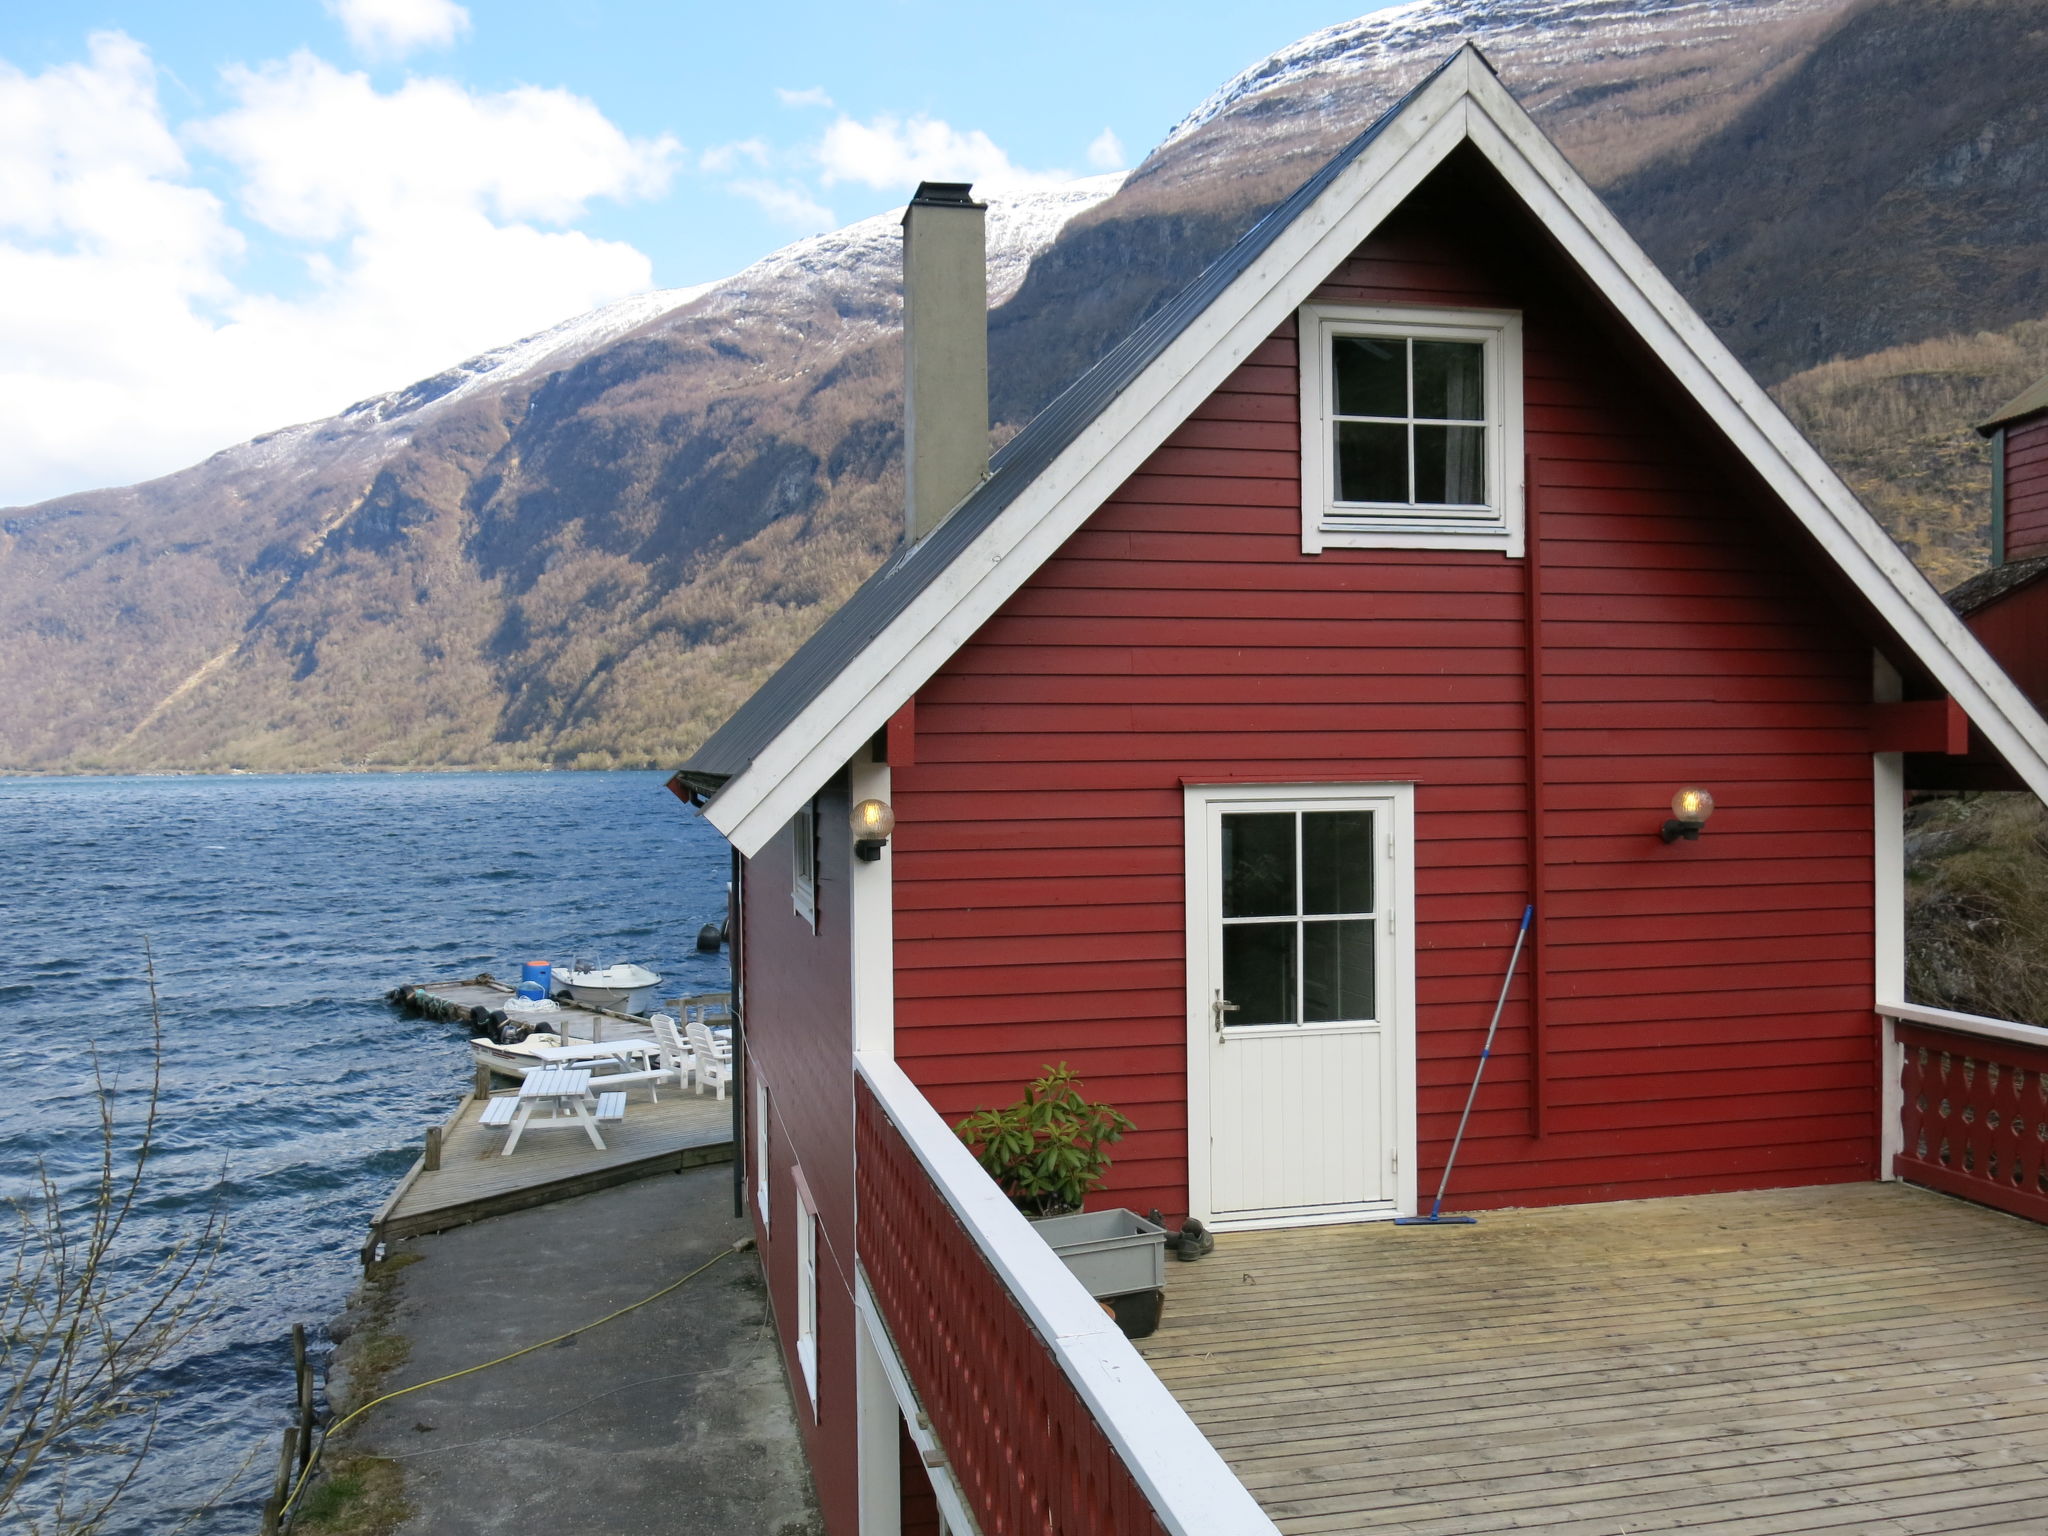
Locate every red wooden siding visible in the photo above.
<box><xmin>743</xmin><ymin>771</ymin><xmax>859</xmax><ymax>1533</ymax></box>
<box><xmin>2003</xmin><ymin>416</ymin><xmax>2048</xmax><ymax>563</ymax></box>
<box><xmin>855</xmin><ymin>1078</ymin><xmax>1171</xmax><ymax>1536</ymax></box>
<box><xmin>1897</xmin><ymin>1020</ymin><xmax>2048</xmax><ymax>1225</ymax></box>
<box><xmin>1965</xmin><ymin>574</ymin><xmax>2048</xmax><ymax>716</ymax></box>
<box><xmin>889</xmin><ymin>155</ymin><xmax>1880</xmax><ymax>1215</ymax></box>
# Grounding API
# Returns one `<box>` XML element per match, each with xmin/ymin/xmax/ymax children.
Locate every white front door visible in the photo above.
<box><xmin>1185</xmin><ymin>783</ymin><xmax>1415</xmax><ymax>1227</ymax></box>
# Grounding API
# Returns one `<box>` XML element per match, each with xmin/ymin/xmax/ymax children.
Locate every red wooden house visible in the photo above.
<box><xmin>670</xmin><ymin>49</ymin><xmax>2048</xmax><ymax>1536</ymax></box>
<box><xmin>1948</xmin><ymin>373</ymin><xmax>2048</xmax><ymax>717</ymax></box>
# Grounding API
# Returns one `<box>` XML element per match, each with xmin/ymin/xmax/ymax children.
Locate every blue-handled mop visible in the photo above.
<box><xmin>1395</xmin><ymin>903</ymin><xmax>1534</xmax><ymax>1227</ymax></box>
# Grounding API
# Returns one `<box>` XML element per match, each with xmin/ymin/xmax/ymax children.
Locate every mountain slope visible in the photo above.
<box><xmin>4</xmin><ymin>0</ymin><xmax>2047</xmax><ymax>773</ymax></box>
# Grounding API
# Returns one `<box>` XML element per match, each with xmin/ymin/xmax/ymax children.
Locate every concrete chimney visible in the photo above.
<box><xmin>901</xmin><ymin>181</ymin><xmax>988</xmax><ymax>543</ymax></box>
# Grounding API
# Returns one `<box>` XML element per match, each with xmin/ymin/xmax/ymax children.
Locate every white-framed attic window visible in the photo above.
<box><xmin>1299</xmin><ymin>303</ymin><xmax>1523</xmax><ymax>556</ymax></box>
<box><xmin>791</xmin><ymin>797</ymin><xmax>817</xmax><ymax>929</ymax></box>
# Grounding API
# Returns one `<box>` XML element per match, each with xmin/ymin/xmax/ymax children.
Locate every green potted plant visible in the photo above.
<box><xmin>955</xmin><ymin>1063</ymin><xmax>1166</xmax><ymax>1333</ymax></box>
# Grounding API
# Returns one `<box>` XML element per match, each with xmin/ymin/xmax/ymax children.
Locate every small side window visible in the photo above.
<box><xmin>794</xmin><ymin>1173</ymin><xmax>819</xmax><ymax>1412</ymax></box>
<box><xmin>754</xmin><ymin>1080</ymin><xmax>771</xmax><ymax>1234</ymax></box>
<box><xmin>792</xmin><ymin>798</ymin><xmax>817</xmax><ymax>929</ymax></box>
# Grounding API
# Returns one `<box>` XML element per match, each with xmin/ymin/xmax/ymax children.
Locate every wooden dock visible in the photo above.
<box><xmin>1138</xmin><ymin>1183</ymin><xmax>2048</xmax><ymax>1535</ymax></box>
<box><xmin>366</xmin><ymin>1087</ymin><xmax>733</xmax><ymax>1257</ymax></box>
<box><xmin>405</xmin><ymin>976</ymin><xmax>654</xmax><ymax>1044</ymax></box>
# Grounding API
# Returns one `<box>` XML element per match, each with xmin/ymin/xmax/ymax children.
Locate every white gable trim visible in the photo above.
<box><xmin>709</xmin><ymin>48</ymin><xmax>2048</xmax><ymax>855</ymax></box>
<box><xmin>1453</xmin><ymin>76</ymin><xmax>2048</xmax><ymax>805</ymax></box>
<box><xmin>710</xmin><ymin>59</ymin><xmax>1480</xmax><ymax>856</ymax></box>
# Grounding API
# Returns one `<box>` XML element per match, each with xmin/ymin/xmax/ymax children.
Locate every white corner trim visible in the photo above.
<box><xmin>708</xmin><ymin>47</ymin><xmax>2048</xmax><ymax>857</ymax></box>
<box><xmin>854</xmin><ymin>1052</ymin><xmax>1280</xmax><ymax>1536</ymax></box>
<box><xmin>1296</xmin><ymin>301</ymin><xmax>1524</xmax><ymax>557</ymax></box>
<box><xmin>853</xmin><ymin>1273</ymin><xmax>977</xmax><ymax>1536</ymax></box>
<box><xmin>849</xmin><ymin>755</ymin><xmax>894</xmax><ymax>1058</ymax></box>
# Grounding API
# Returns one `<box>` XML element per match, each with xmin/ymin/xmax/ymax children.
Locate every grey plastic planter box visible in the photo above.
<box><xmin>1030</xmin><ymin>1208</ymin><xmax>1166</xmax><ymax>1299</ymax></box>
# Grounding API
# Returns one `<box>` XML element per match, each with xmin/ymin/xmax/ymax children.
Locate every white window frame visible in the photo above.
<box><xmin>791</xmin><ymin>797</ymin><xmax>817</xmax><ymax>929</ymax></box>
<box><xmin>794</xmin><ymin>1169</ymin><xmax>819</xmax><ymax>1413</ymax></box>
<box><xmin>753</xmin><ymin>1078</ymin><xmax>771</xmax><ymax>1234</ymax></box>
<box><xmin>1298</xmin><ymin>302</ymin><xmax>1524</xmax><ymax>557</ymax></box>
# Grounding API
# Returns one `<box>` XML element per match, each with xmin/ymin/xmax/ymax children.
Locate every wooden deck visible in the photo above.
<box><xmin>370</xmin><ymin>1087</ymin><xmax>733</xmax><ymax>1249</ymax></box>
<box><xmin>1138</xmin><ymin>1184</ymin><xmax>2048</xmax><ymax>1535</ymax></box>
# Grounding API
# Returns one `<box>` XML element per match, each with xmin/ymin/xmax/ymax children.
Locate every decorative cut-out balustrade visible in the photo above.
<box><xmin>1895</xmin><ymin>1013</ymin><xmax>2048</xmax><ymax>1225</ymax></box>
<box><xmin>852</xmin><ymin>1057</ymin><xmax>1275</xmax><ymax>1536</ymax></box>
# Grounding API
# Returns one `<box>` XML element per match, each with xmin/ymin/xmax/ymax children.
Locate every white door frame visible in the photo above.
<box><xmin>1183</xmin><ymin>781</ymin><xmax>1418</xmax><ymax>1228</ymax></box>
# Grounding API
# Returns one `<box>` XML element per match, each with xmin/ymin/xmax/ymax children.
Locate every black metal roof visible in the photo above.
<box><xmin>673</xmin><ymin>51</ymin><xmax>1462</xmax><ymax>798</ymax></box>
<box><xmin>1946</xmin><ymin>553</ymin><xmax>2048</xmax><ymax>618</ymax></box>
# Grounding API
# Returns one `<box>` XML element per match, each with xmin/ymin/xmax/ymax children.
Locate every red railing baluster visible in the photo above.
<box><xmin>855</xmin><ymin>1076</ymin><xmax>1173</xmax><ymax>1536</ymax></box>
<box><xmin>1896</xmin><ymin>1020</ymin><xmax>2048</xmax><ymax>1224</ymax></box>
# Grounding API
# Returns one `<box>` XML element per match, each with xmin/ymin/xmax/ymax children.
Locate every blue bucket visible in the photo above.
<box><xmin>516</xmin><ymin>981</ymin><xmax>547</xmax><ymax>1001</ymax></box>
<box><xmin>521</xmin><ymin>960</ymin><xmax>552</xmax><ymax>993</ymax></box>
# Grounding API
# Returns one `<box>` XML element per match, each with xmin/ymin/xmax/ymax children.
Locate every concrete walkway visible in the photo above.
<box><xmin>351</xmin><ymin>1165</ymin><xmax>819</xmax><ymax>1536</ymax></box>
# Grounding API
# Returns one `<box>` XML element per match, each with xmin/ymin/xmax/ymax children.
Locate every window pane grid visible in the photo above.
<box><xmin>1220</xmin><ymin>809</ymin><xmax>1378</xmax><ymax>1027</ymax></box>
<box><xmin>1329</xmin><ymin>333</ymin><xmax>1488</xmax><ymax>510</ymax></box>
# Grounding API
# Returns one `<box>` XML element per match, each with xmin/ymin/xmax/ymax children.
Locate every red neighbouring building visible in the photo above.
<box><xmin>1946</xmin><ymin>373</ymin><xmax>2048</xmax><ymax>724</ymax></box>
<box><xmin>668</xmin><ymin>49</ymin><xmax>2048</xmax><ymax>1536</ymax></box>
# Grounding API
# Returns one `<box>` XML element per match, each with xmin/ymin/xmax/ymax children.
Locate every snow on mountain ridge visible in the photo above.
<box><xmin>1161</xmin><ymin>0</ymin><xmax>1836</xmax><ymax>148</ymax></box>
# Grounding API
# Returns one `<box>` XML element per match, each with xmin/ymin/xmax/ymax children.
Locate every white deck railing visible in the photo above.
<box><xmin>1877</xmin><ymin>999</ymin><xmax>2048</xmax><ymax>1051</ymax></box>
<box><xmin>854</xmin><ymin>1051</ymin><xmax>1279</xmax><ymax>1536</ymax></box>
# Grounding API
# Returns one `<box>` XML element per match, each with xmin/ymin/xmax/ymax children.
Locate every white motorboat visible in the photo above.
<box><xmin>552</xmin><ymin>962</ymin><xmax>662</xmax><ymax>1012</ymax></box>
<box><xmin>469</xmin><ymin>1031</ymin><xmax>566</xmax><ymax>1079</ymax></box>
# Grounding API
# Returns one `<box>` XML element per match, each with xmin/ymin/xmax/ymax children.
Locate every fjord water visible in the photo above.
<box><xmin>0</xmin><ymin>771</ymin><xmax>732</xmax><ymax>1534</ymax></box>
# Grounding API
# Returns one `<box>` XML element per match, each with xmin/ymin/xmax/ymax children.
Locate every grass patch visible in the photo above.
<box><xmin>291</xmin><ymin>1453</ymin><xmax>408</xmax><ymax>1535</ymax></box>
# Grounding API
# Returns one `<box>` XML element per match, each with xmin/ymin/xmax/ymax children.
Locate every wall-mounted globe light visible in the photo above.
<box><xmin>1661</xmin><ymin>787</ymin><xmax>1715</xmax><ymax>844</ymax></box>
<box><xmin>851</xmin><ymin>798</ymin><xmax>897</xmax><ymax>861</ymax></box>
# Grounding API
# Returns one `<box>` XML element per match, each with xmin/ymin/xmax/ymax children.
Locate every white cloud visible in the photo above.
<box><xmin>1086</xmin><ymin>127</ymin><xmax>1125</xmax><ymax>171</ymax></box>
<box><xmin>816</xmin><ymin>112</ymin><xmax>1069</xmax><ymax>193</ymax></box>
<box><xmin>775</xmin><ymin>86</ymin><xmax>833</xmax><ymax>109</ymax></box>
<box><xmin>0</xmin><ymin>34</ymin><xmax>679</xmax><ymax>507</ymax></box>
<box><xmin>699</xmin><ymin>138</ymin><xmax>770</xmax><ymax>176</ymax></box>
<box><xmin>324</xmin><ymin>0</ymin><xmax>471</xmax><ymax>60</ymax></box>
<box><xmin>725</xmin><ymin>179</ymin><xmax>834</xmax><ymax>230</ymax></box>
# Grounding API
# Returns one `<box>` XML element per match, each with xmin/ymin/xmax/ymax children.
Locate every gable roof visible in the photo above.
<box><xmin>1979</xmin><ymin>372</ymin><xmax>2048</xmax><ymax>436</ymax></box>
<box><xmin>674</xmin><ymin>52</ymin><xmax>1459</xmax><ymax>803</ymax></box>
<box><xmin>1947</xmin><ymin>553</ymin><xmax>2048</xmax><ymax>618</ymax></box>
<box><xmin>680</xmin><ymin>45</ymin><xmax>2048</xmax><ymax>858</ymax></box>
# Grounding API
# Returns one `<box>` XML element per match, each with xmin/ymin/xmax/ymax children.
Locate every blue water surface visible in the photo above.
<box><xmin>0</xmin><ymin>771</ymin><xmax>731</xmax><ymax>1534</ymax></box>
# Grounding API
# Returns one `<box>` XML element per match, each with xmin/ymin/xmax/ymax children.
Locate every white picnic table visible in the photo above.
<box><xmin>501</xmin><ymin>1066</ymin><xmax>604</xmax><ymax>1155</ymax></box>
<box><xmin>529</xmin><ymin>1039</ymin><xmax>658</xmax><ymax>1071</ymax></box>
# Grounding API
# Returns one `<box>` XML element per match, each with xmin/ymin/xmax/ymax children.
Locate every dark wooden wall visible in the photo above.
<box><xmin>2002</xmin><ymin>416</ymin><xmax>2048</xmax><ymax>563</ymax></box>
<box><xmin>887</xmin><ymin>153</ymin><xmax>1881</xmax><ymax>1217</ymax></box>
<box><xmin>742</xmin><ymin>770</ymin><xmax>859</xmax><ymax>1534</ymax></box>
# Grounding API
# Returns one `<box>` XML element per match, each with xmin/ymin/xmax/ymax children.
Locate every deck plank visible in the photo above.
<box><xmin>1138</xmin><ymin>1184</ymin><xmax>2048</xmax><ymax>1535</ymax></box>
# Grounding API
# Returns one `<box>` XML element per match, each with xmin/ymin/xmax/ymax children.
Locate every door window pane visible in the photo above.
<box><xmin>1412</xmin><ymin>340</ymin><xmax>1485</xmax><ymax>421</ymax></box>
<box><xmin>1332</xmin><ymin>335</ymin><xmax>1405</xmax><ymax>417</ymax></box>
<box><xmin>1334</xmin><ymin>422</ymin><xmax>1407</xmax><ymax>503</ymax></box>
<box><xmin>1414</xmin><ymin>425</ymin><xmax>1486</xmax><ymax>505</ymax></box>
<box><xmin>1222</xmin><ymin>813</ymin><xmax>1295</xmax><ymax>918</ymax></box>
<box><xmin>1224</xmin><ymin>922</ymin><xmax>1297</xmax><ymax>1026</ymax></box>
<box><xmin>1302</xmin><ymin>810</ymin><xmax>1373</xmax><ymax>915</ymax></box>
<box><xmin>1303</xmin><ymin>920</ymin><xmax>1376</xmax><ymax>1022</ymax></box>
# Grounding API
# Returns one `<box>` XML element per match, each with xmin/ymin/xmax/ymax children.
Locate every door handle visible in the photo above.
<box><xmin>1212</xmin><ymin>991</ymin><xmax>1239</xmax><ymax>1041</ymax></box>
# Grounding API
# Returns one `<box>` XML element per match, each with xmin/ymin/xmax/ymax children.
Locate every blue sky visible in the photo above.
<box><xmin>0</xmin><ymin>0</ymin><xmax>1405</xmax><ymax>505</ymax></box>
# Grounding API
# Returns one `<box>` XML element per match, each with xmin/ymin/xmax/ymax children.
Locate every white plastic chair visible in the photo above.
<box><xmin>650</xmin><ymin>1012</ymin><xmax>696</xmax><ymax>1091</ymax></box>
<box><xmin>687</xmin><ymin>1019</ymin><xmax>733</xmax><ymax>1100</ymax></box>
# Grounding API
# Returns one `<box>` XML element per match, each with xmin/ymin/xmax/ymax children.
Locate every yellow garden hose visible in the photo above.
<box><xmin>279</xmin><ymin>1236</ymin><xmax>750</xmax><ymax>1523</ymax></box>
